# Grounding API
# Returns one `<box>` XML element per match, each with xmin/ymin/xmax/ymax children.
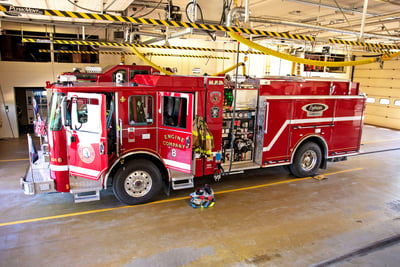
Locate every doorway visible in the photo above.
<box><xmin>14</xmin><ymin>87</ymin><xmax>47</xmax><ymax>135</ymax></box>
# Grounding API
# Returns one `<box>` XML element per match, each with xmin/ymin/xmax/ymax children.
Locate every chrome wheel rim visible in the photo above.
<box><xmin>124</xmin><ymin>170</ymin><xmax>152</xmax><ymax>197</ymax></box>
<box><xmin>300</xmin><ymin>150</ymin><xmax>317</xmax><ymax>171</ymax></box>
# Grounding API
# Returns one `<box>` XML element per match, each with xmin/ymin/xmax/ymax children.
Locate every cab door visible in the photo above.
<box><xmin>66</xmin><ymin>92</ymin><xmax>108</xmax><ymax>180</ymax></box>
<box><xmin>158</xmin><ymin>92</ymin><xmax>193</xmax><ymax>174</ymax></box>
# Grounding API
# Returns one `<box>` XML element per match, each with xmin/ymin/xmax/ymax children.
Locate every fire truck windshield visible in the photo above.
<box><xmin>49</xmin><ymin>92</ymin><xmax>66</xmax><ymax>131</ymax></box>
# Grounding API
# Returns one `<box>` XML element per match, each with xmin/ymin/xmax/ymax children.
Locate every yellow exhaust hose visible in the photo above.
<box><xmin>130</xmin><ymin>46</ymin><xmax>174</xmax><ymax>75</ymax></box>
<box><xmin>131</xmin><ymin>45</ymin><xmax>247</xmax><ymax>76</ymax></box>
<box><xmin>212</xmin><ymin>62</ymin><xmax>246</xmax><ymax>76</ymax></box>
<box><xmin>228</xmin><ymin>32</ymin><xmax>400</xmax><ymax>67</ymax></box>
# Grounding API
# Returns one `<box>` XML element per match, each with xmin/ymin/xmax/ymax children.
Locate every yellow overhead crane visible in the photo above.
<box><xmin>2</xmin><ymin>3</ymin><xmax>399</xmax><ymax>50</ymax></box>
<box><xmin>4</xmin><ymin>3</ymin><xmax>400</xmax><ymax>75</ymax></box>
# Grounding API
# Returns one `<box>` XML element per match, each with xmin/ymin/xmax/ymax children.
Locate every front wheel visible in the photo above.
<box><xmin>289</xmin><ymin>142</ymin><xmax>322</xmax><ymax>178</ymax></box>
<box><xmin>113</xmin><ymin>159</ymin><xmax>162</xmax><ymax>205</ymax></box>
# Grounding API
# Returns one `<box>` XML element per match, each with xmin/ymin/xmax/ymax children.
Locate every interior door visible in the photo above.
<box><xmin>158</xmin><ymin>92</ymin><xmax>193</xmax><ymax>174</ymax></box>
<box><xmin>66</xmin><ymin>92</ymin><xmax>108</xmax><ymax>180</ymax></box>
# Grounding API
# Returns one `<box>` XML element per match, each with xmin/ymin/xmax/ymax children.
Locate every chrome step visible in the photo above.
<box><xmin>170</xmin><ymin>170</ymin><xmax>194</xmax><ymax>190</ymax></box>
<box><xmin>73</xmin><ymin>190</ymin><xmax>100</xmax><ymax>203</ymax></box>
<box><xmin>69</xmin><ymin>176</ymin><xmax>103</xmax><ymax>203</ymax></box>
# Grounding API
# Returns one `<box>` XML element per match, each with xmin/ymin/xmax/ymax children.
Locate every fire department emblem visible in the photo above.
<box><xmin>210</xmin><ymin>91</ymin><xmax>221</xmax><ymax>104</ymax></box>
<box><xmin>78</xmin><ymin>144</ymin><xmax>95</xmax><ymax>164</ymax></box>
<box><xmin>211</xmin><ymin>106</ymin><xmax>220</xmax><ymax>118</ymax></box>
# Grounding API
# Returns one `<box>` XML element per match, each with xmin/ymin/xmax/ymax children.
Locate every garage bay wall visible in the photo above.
<box><xmin>353</xmin><ymin>56</ymin><xmax>400</xmax><ymax>130</ymax></box>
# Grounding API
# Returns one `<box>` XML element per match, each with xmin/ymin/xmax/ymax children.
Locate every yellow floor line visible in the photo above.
<box><xmin>0</xmin><ymin>158</ymin><xmax>29</xmax><ymax>162</ymax></box>
<box><xmin>362</xmin><ymin>138</ymin><xmax>400</xmax><ymax>144</ymax></box>
<box><xmin>0</xmin><ymin>167</ymin><xmax>363</xmax><ymax>227</ymax></box>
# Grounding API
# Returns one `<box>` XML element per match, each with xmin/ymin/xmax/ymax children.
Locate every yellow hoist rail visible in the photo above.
<box><xmin>24</xmin><ymin>38</ymin><xmax>264</xmax><ymax>55</ymax></box>
<box><xmin>228</xmin><ymin>32</ymin><xmax>400</xmax><ymax>67</ymax></box>
<box><xmin>37</xmin><ymin>49</ymin><xmax>229</xmax><ymax>59</ymax></box>
<box><xmin>144</xmin><ymin>53</ymin><xmax>229</xmax><ymax>59</ymax></box>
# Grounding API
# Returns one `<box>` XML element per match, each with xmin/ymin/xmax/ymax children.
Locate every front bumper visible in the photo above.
<box><xmin>20</xmin><ymin>151</ymin><xmax>55</xmax><ymax>195</ymax></box>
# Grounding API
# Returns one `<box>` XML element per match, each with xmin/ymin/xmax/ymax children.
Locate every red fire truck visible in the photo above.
<box><xmin>21</xmin><ymin>74</ymin><xmax>365</xmax><ymax>205</ymax></box>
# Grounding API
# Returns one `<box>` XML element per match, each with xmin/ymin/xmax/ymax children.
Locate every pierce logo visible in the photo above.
<box><xmin>302</xmin><ymin>103</ymin><xmax>328</xmax><ymax>117</ymax></box>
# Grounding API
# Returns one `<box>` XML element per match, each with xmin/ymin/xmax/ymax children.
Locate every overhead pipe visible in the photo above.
<box><xmin>244</xmin><ymin>0</ymin><xmax>249</xmax><ymax>23</ymax></box>
<box><xmin>226</xmin><ymin>7</ymin><xmax>245</xmax><ymax>27</ymax></box>
<box><xmin>359</xmin><ymin>0</ymin><xmax>369</xmax><ymax>41</ymax></box>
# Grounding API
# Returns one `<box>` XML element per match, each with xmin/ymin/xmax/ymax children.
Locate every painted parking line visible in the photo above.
<box><xmin>362</xmin><ymin>138</ymin><xmax>400</xmax><ymax>144</ymax></box>
<box><xmin>0</xmin><ymin>158</ymin><xmax>29</xmax><ymax>162</ymax></box>
<box><xmin>0</xmin><ymin>167</ymin><xmax>363</xmax><ymax>227</ymax></box>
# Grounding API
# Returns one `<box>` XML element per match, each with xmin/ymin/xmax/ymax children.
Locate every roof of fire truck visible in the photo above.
<box><xmin>52</xmin><ymin>74</ymin><xmax>217</xmax><ymax>92</ymax></box>
<box><xmin>52</xmin><ymin>74</ymin><xmax>360</xmax><ymax>96</ymax></box>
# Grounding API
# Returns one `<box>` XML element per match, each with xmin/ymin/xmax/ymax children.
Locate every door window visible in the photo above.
<box><xmin>128</xmin><ymin>95</ymin><xmax>153</xmax><ymax>126</ymax></box>
<box><xmin>72</xmin><ymin>97</ymin><xmax>100</xmax><ymax>133</ymax></box>
<box><xmin>162</xmin><ymin>96</ymin><xmax>187</xmax><ymax>128</ymax></box>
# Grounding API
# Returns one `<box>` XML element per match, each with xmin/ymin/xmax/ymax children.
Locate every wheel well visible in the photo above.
<box><xmin>292</xmin><ymin>136</ymin><xmax>328</xmax><ymax>169</ymax></box>
<box><xmin>105</xmin><ymin>153</ymin><xmax>169</xmax><ymax>188</ymax></box>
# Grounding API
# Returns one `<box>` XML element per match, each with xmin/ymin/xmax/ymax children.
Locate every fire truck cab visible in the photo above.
<box><xmin>21</xmin><ymin>74</ymin><xmax>365</xmax><ymax>205</ymax></box>
<box><xmin>60</xmin><ymin>64</ymin><xmax>160</xmax><ymax>83</ymax></box>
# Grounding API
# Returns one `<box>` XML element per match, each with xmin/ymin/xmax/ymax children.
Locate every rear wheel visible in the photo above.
<box><xmin>113</xmin><ymin>159</ymin><xmax>162</xmax><ymax>205</ymax></box>
<box><xmin>289</xmin><ymin>142</ymin><xmax>322</xmax><ymax>178</ymax></box>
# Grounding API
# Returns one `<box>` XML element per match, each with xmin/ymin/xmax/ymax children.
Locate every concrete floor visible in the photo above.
<box><xmin>0</xmin><ymin>125</ymin><xmax>400</xmax><ymax>267</ymax></box>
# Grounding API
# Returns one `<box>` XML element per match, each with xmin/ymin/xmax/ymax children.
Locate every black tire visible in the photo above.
<box><xmin>113</xmin><ymin>159</ymin><xmax>162</xmax><ymax>205</ymax></box>
<box><xmin>289</xmin><ymin>142</ymin><xmax>322</xmax><ymax>178</ymax></box>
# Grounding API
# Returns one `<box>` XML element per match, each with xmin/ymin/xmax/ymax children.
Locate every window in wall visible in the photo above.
<box><xmin>128</xmin><ymin>95</ymin><xmax>153</xmax><ymax>126</ymax></box>
<box><xmin>53</xmin><ymin>33</ymin><xmax>98</xmax><ymax>63</ymax></box>
<box><xmin>366</xmin><ymin>97</ymin><xmax>376</xmax><ymax>104</ymax></box>
<box><xmin>379</xmin><ymin>98</ymin><xmax>390</xmax><ymax>105</ymax></box>
<box><xmin>0</xmin><ymin>30</ymin><xmax>51</xmax><ymax>62</ymax></box>
<box><xmin>304</xmin><ymin>52</ymin><xmax>345</xmax><ymax>73</ymax></box>
<box><xmin>162</xmin><ymin>96</ymin><xmax>187</xmax><ymax>128</ymax></box>
<box><xmin>0</xmin><ymin>30</ymin><xmax>99</xmax><ymax>63</ymax></box>
<box><xmin>394</xmin><ymin>100</ymin><xmax>400</xmax><ymax>106</ymax></box>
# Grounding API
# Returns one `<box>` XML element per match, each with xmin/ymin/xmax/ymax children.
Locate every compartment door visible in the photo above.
<box><xmin>262</xmin><ymin>99</ymin><xmax>293</xmax><ymax>164</ymax></box>
<box><xmin>158</xmin><ymin>92</ymin><xmax>194</xmax><ymax>173</ymax></box>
